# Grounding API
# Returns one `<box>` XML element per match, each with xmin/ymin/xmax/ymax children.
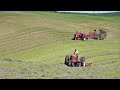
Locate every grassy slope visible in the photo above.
<box><xmin>0</xmin><ymin>11</ymin><xmax>120</xmax><ymax>79</ymax></box>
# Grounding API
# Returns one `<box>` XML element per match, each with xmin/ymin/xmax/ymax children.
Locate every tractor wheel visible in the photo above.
<box><xmin>72</xmin><ymin>38</ymin><xmax>75</xmax><ymax>40</ymax></box>
<box><xmin>74</xmin><ymin>37</ymin><xmax>76</xmax><ymax>40</ymax></box>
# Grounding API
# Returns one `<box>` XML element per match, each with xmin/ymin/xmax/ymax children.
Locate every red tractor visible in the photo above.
<box><xmin>65</xmin><ymin>55</ymin><xmax>92</xmax><ymax>67</ymax></box>
<box><xmin>72</xmin><ymin>31</ymin><xmax>82</xmax><ymax>40</ymax></box>
<box><xmin>64</xmin><ymin>54</ymin><xmax>80</xmax><ymax>67</ymax></box>
<box><xmin>72</xmin><ymin>31</ymin><xmax>93</xmax><ymax>41</ymax></box>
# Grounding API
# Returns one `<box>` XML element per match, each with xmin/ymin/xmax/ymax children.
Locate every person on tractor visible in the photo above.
<box><xmin>74</xmin><ymin>49</ymin><xmax>79</xmax><ymax>60</ymax></box>
<box><xmin>93</xmin><ymin>29</ymin><xmax>97</xmax><ymax>35</ymax></box>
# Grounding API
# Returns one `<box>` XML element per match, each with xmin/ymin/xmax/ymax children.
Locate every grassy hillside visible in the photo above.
<box><xmin>0</xmin><ymin>11</ymin><xmax>120</xmax><ymax>79</ymax></box>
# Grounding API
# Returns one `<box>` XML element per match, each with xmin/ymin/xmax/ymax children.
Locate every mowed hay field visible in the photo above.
<box><xmin>0</xmin><ymin>11</ymin><xmax>120</xmax><ymax>79</ymax></box>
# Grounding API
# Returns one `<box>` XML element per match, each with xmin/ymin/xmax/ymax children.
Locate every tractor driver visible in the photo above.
<box><xmin>74</xmin><ymin>49</ymin><xmax>79</xmax><ymax>60</ymax></box>
<box><xmin>93</xmin><ymin>29</ymin><xmax>97</xmax><ymax>35</ymax></box>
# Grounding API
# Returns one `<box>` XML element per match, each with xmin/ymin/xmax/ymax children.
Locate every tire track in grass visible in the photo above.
<box><xmin>2</xmin><ymin>38</ymin><xmax>118</xmax><ymax>62</ymax></box>
<box><xmin>86</xmin><ymin>53</ymin><xmax>120</xmax><ymax>63</ymax></box>
<box><xmin>0</xmin><ymin>28</ymin><xmax>69</xmax><ymax>55</ymax></box>
<box><xmin>0</xmin><ymin>21</ymin><xmax>73</xmax><ymax>55</ymax></box>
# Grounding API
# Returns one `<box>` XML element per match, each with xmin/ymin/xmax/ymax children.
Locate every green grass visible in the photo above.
<box><xmin>0</xmin><ymin>11</ymin><xmax>120</xmax><ymax>79</ymax></box>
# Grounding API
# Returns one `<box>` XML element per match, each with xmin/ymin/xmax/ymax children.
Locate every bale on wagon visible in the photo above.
<box><xmin>92</xmin><ymin>29</ymin><xmax>107</xmax><ymax>40</ymax></box>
